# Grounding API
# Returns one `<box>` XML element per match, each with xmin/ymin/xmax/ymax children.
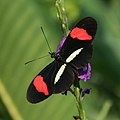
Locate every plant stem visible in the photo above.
<box><xmin>56</xmin><ymin>0</ymin><xmax>69</xmax><ymax>36</ymax></box>
<box><xmin>56</xmin><ymin>0</ymin><xmax>86</xmax><ymax>119</ymax></box>
<box><xmin>74</xmin><ymin>86</ymin><xmax>86</xmax><ymax>120</ymax></box>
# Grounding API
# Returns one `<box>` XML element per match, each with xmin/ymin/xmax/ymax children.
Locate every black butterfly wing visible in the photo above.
<box><xmin>27</xmin><ymin>61</ymin><xmax>75</xmax><ymax>103</ymax></box>
<box><xmin>69</xmin><ymin>44</ymin><xmax>93</xmax><ymax>69</ymax></box>
<box><xmin>52</xmin><ymin>62</ymin><xmax>75</xmax><ymax>93</ymax></box>
<box><xmin>59</xmin><ymin>17</ymin><xmax>97</xmax><ymax>68</ymax></box>
<box><xmin>27</xmin><ymin>61</ymin><xmax>54</xmax><ymax>103</ymax></box>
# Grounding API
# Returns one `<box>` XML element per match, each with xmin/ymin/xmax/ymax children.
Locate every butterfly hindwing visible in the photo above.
<box><xmin>53</xmin><ymin>62</ymin><xmax>75</xmax><ymax>93</ymax></box>
<box><xmin>69</xmin><ymin>44</ymin><xmax>93</xmax><ymax>69</ymax></box>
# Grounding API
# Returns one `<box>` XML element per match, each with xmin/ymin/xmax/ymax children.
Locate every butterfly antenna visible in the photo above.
<box><xmin>40</xmin><ymin>27</ymin><xmax>52</xmax><ymax>53</ymax></box>
<box><xmin>25</xmin><ymin>54</ymin><xmax>49</xmax><ymax>65</ymax></box>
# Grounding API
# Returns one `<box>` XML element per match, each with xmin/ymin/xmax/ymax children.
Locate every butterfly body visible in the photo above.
<box><xmin>27</xmin><ymin>17</ymin><xmax>97</xmax><ymax>103</ymax></box>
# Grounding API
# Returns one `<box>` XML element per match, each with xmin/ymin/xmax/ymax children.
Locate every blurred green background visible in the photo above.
<box><xmin>0</xmin><ymin>0</ymin><xmax>120</xmax><ymax>120</ymax></box>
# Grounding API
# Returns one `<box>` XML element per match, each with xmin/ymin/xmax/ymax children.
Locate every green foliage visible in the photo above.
<box><xmin>0</xmin><ymin>99</ymin><xmax>12</xmax><ymax>120</ymax></box>
<box><xmin>0</xmin><ymin>0</ymin><xmax>120</xmax><ymax>120</ymax></box>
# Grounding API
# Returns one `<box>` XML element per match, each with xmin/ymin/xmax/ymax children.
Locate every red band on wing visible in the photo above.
<box><xmin>33</xmin><ymin>75</ymin><xmax>49</xmax><ymax>95</ymax></box>
<box><xmin>70</xmin><ymin>27</ymin><xmax>92</xmax><ymax>40</ymax></box>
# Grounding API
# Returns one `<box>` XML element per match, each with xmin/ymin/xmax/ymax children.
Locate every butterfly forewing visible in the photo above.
<box><xmin>75</xmin><ymin>17</ymin><xmax>97</xmax><ymax>38</ymax></box>
<box><xmin>59</xmin><ymin>17</ymin><xmax>97</xmax><ymax>68</ymax></box>
<box><xmin>27</xmin><ymin>61</ymin><xmax>75</xmax><ymax>103</ymax></box>
<box><xmin>27</xmin><ymin>61</ymin><xmax>55</xmax><ymax>103</ymax></box>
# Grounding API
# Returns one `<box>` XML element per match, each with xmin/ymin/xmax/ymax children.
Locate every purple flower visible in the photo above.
<box><xmin>81</xmin><ymin>88</ymin><xmax>92</xmax><ymax>97</ymax></box>
<box><xmin>56</xmin><ymin>37</ymin><xmax>66</xmax><ymax>54</ymax></box>
<box><xmin>78</xmin><ymin>63</ymin><xmax>91</xmax><ymax>82</ymax></box>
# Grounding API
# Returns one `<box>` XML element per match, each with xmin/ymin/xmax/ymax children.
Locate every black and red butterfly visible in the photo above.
<box><xmin>27</xmin><ymin>17</ymin><xmax>97</xmax><ymax>103</ymax></box>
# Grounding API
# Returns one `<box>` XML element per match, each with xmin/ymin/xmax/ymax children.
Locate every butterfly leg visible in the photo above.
<box><xmin>61</xmin><ymin>87</ymin><xmax>75</xmax><ymax>95</ymax></box>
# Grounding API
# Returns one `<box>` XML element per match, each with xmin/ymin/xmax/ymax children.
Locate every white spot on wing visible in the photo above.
<box><xmin>54</xmin><ymin>64</ymin><xmax>66</xmax><ymax>84</ymax></box>
<box><xmin>66</xmin><ymin>48</ymin><xmax>83</xmax><ymax>63</ymax></box>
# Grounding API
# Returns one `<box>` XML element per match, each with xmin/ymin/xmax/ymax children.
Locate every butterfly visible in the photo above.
<box><xmin>26</xmin><ymin>17</ymin><xmax>97</xmax><ymax>103</ymax></box>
